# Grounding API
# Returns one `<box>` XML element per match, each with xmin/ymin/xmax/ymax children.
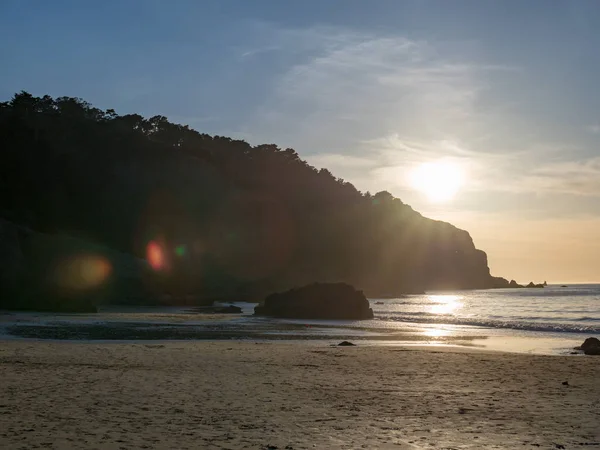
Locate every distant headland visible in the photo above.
<box><xmin>491</xmin><ymin>278</ymin><xmax>548</xmax><ymax>289</ymax></box>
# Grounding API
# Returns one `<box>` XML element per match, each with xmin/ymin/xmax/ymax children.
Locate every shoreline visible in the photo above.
<box><xmin>1</xmin><ymin>341</ymin><xmax>598</xmax><ymax>449</ymax></box>
<box><xmin>0</xmin><ymin>329</ymin><xmax>588</xmax><ymax>357</ymax></box>
<box><xmin>1</xmin><ymin>308</ymin><xmax>592</xmax><ymax>356</ymax></box>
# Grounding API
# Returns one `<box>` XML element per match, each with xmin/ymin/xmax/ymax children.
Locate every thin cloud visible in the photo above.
<box><xmin>239</xmin><ymin>45</ymin><xmax>282</xmax><ymax>59</ymax></box>
<box><xmin>308</xmin><ymin>153</ymin><xmax>378</xmax><ymax>169</ymax></box>
<box><xmin>515</xmin><ymin>157</ymin><xmax>600</xmax><ymax>197</ymax></box>
<box><xmin>244</xmin><ymin>25</ymin><xmax>518</xmax><ymax>153</ymax></box>
<box><xmin>587</xmin><ymin>124</ymin><xmax>600</xmax><ymax>134</ymax></box>
<box><xmin>240</xmin><ymin>25</ymin><xmax>597</xmax><ymax>202</ymax></box>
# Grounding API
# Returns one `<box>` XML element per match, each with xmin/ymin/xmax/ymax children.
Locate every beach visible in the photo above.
<box><xmin>1</xmin><ymin>341</ymin><xmax>598</xmax><ymax>449</ymax></box>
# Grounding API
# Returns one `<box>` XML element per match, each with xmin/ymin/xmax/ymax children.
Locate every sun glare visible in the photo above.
<box><xmin>429</xmin><ymin>294</ymin><xmax>463</xmax><ymax>315</ymax></box>
<box><xmin>409</xmin><ymin>160</ymin><xmax>464</xmax><ymax>202</ymax></box>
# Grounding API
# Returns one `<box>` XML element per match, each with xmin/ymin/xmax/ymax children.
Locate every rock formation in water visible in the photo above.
<box><xmin>490</xmin><ymin>277</ymin><xmax>547</xmax><ymax>289</ymax></box>
<box><xmin>576</xmin><ymin>337</ymin><xmax>600</xmax><ymax>355</ymax></box>
<box><xmin>254</xmin><ymin>283</ymin><xmax>374</xmax><ymax>320</ymax></box>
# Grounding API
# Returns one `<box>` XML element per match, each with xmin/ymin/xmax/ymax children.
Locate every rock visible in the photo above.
<box><xmin>494</xmin><ymin>279</ymin><xmax>547</xmax><ymax>289</ymax></box>
<box><xmin>213</xmin><ymin>305</ymin><xmax>243</xmax><ymax>314</ymax></box>
<box><xmin>0</xmin><ymin>218</ymin><xmax>28</xmax><ymax>294</ymax></box>
<box><xmin>561</xmin><ymin>285</ymin><xmax>568</xmax><ymax>288</ymax></box>
<box><xmin>338</xmin><ymin>341</ymin><xmax>356</xmax><ymax>346</ymax></box>
<box><xmin>562</xmin><ymin>381</ymin><xmax>569</xmax><ymax>386</ymax></box>
<box><xmin>576</xmin><ymin>337</ymin><xmax>600</xmax><ymax>355</ymax></box>
<box><xmin>187</xmin><ymin>305</ymin><xmax>242</xmax><ymax>314</ymax></box>
<box><xmin>375</xmin><ymin>301</ymin><xmax>384</xmax><ymax>305</ymax></box>
<box><xmin>0</xmin><ymin>218</ymin><xmax>158</xmax><ymax>312</ymax></box>
<box><xmin>490</xmin><ymin>276</ymin><xmax>510</xmax><ymax>288</ymax></box>
<box><xmin>0</xmin><ymin>219</ymin><xmax>98</xmax><ymax>312</ymax></box>
<box><xmin>254</xmin><ymin>282</ymin><xmax>374</xmax><ymax>320</ymax></box>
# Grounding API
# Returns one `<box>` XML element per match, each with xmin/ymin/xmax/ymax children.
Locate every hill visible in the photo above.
<box><xmin>0</xmin><ymin>92</ymin><xmax>500</xmax><ymax>306</ymax></box>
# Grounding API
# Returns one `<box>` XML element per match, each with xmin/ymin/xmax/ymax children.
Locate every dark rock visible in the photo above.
<box><xmin>562</xmin><ymin>381</ymin><xmax>569</xmax><ymax>386</ymax></box>
<box><xmin>492</xmin><ymin>278</ymin><xmax>547</xmax><ymax>289</ymax></box>
<box><xmin>254</xmin><ymin>282</ymin><xmax>374</xmax><ymax>320</ymax></box>
<box><xmin>561</xmin><ymin>285</ymin><xmax>568</xmax><ymax>288</ymax></box>
<box><xmin>0</xmin><ymin>220</ymin><xmax>99</xmax><ymax>312</ymax></box>
<box><xmin>187</xmin><ymin>305</ymin><xmax>242</xmax><ymax>314</ymax></box>
<box><xmin>338</xmin><ymin>341</ymin><xmax>356</xmax><ymax>346</ymax></box>
<box><xmin>375</xmin><ymin>301</ymin><xmax>384</xmax><ymax>305</ymax></box>
<box><xmin>213</xmin><ymin>305</ymin><xmax>243</xmax><ymax>314</ymax></box>
<box><xmin>490</xmin><ymin>276</ymin><xmax>510</xmax><ymax>288</ymax></box>
<box><xmin>0</xmin><ymin>218</ymin><xmax>27</xmax><ymax>296</ymax></box>
<box><xmin>576</xmin><ymin>337</ymin><xmax>600</xmax><ymax>355</ymax></box>
<box><xmin>0</xmin><ymin>218</ymin><xmax>154</xmax><ymax>313</ymax></box>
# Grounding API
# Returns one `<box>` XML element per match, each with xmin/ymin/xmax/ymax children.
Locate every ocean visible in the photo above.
<box><xmin>1</xmin><ymin>284</ymin><xmax>598</xmax><ymax>355</ymax></box>
<box><xmin>371</xmin><ymin>284</ymin><xmax>600</xmax><ymax>334</ymax></box>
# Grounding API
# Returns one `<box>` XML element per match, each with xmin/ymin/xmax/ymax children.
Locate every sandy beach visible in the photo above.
<box><xmin>1</xmin><ymin>341</ymin><xmax>598</xmax><ymax>449</ymax></box>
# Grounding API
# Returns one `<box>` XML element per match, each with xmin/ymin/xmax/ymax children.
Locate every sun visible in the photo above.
<box><xmin>409</xmin><ymin>160</ymin><xmax>465</xmax><ymax>202</ymax></box>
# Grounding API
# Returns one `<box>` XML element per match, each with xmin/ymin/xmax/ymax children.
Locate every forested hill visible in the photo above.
<box><xmin>0</xmin><ymin>92</ymin><xmax>498</xmax><ymax>302</ymax></box>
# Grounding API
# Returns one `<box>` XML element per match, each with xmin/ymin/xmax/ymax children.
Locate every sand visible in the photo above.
<box><xmin>1</xmin><ymin>341</ymin><xmax>599</xmax><ymax>449</ymax></box>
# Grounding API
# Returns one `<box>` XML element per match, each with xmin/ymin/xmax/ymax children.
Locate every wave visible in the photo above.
<box><xmin>370</xmin><ymin>301</ymin><xmax>449</xmax><ymax>306</ymax></box>
<box><xmin>375</xmin><ymin>314</ymin><xmax>600</xmax><ymax>334</ymax></box>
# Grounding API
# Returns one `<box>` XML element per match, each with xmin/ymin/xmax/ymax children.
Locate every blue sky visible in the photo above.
<box><xmin>1</xmin><ymin>0</ymin><xmax>599</xmax><ymax>281</ymax></box>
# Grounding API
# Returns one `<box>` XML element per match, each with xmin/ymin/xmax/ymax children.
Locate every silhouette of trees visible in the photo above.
<box><xmin>0</xmin><ymin>92</ymin><xmax>494</xmax><ymax>302</ymax></box>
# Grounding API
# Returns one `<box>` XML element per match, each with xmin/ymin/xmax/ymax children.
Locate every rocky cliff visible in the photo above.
<box><xmin>0</xmin><ymin>92</ymin><xmax>505</xmax><ymax>306</ymax></box>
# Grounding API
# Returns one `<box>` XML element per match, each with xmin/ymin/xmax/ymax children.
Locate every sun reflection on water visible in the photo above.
<box><xmin>423</xmin><ymin>328</ymin><xmax>451</xmax><ymax>337</ymax></box>
<box><xmin>428</xmin><ymin>295</ymin><xmax>463</xmax><ymax>315</ymax></box>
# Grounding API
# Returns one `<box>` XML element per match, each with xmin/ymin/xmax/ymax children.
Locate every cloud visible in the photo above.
<box><xmin>241</xmin><ymin>27</ymin><xmax>497</xmax><ymax>150</ymax></box>
<box><xmin>587</xmin><ymin>124</ymin><xmax>600</xmax><ymax>134</ymax></box>
<box><xmin>239</xmin><ymin>45</ymin><xmax>282</xmax><ymax>60</ymax></box>
<box><xmin>514</xmin><ymin>157</ymin><xmax>600</xmax><ymax>197</ymax></box>
<box><xmin>238</xmin><ymin>25</ymin><xmax>599</xmax><ymax>204</ymax></box>
<box><xmin>307</xmin><ymin>153</ymin><xmax>378</xmax><ymax>169</ymax></box>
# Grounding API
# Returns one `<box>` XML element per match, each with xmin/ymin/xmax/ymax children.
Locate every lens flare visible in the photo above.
<box><xmin>146</xmin><ymin>241</ymin><xmax>165</xmax><ymax>271</ymax></box>
<box><xmin>175</xmin><ymin>245</ymin><xmax>186</xmax><ymax>257</ymax></box>
<box><xmin>55</xmin><ymin>255</ymin><xmax>111</xmax><ymax>290</ymax></box>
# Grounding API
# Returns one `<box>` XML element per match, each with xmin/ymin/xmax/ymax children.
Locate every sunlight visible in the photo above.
<box><xmin>429</xmin><ymin>295</ymin><xmax>463</xmax><ymax>315</ymax></box>
<box><xmin>423</xmin><ymin>328</ymin><xmax>451</xmax><ymax>337</ymax></box>
<box><xmin>409</xmin><ymin>160</ymin><xmax>464</xmax><ymax>202</ymax></box>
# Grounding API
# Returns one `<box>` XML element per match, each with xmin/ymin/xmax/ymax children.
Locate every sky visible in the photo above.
<box><xmin>1</xmin><ymin>0</ymin><xmax>599</xmax><ymax>283</ymax></box>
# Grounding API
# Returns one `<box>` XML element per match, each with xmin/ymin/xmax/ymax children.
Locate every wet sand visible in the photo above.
<box><xmin>1</xmin><ymin>341</ymin><xmax>598</xmax><ymax>449</ymax></box>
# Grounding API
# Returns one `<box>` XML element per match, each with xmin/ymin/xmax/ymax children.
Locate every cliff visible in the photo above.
<box><xmin>0</xmin><ymin>92</ymin><xmax>504</xmax><ymax>307</ymax></box>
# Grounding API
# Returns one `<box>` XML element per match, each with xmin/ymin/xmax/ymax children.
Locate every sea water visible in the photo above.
<box><xmin>1</xmin><ymin>284</ymin><xmax>598</xmax><ymax>354</ymax></box>
<box><xmin>371</xmin><ymin>284</ymin><xmax>600</xmax><ymax>334</ymax></box>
